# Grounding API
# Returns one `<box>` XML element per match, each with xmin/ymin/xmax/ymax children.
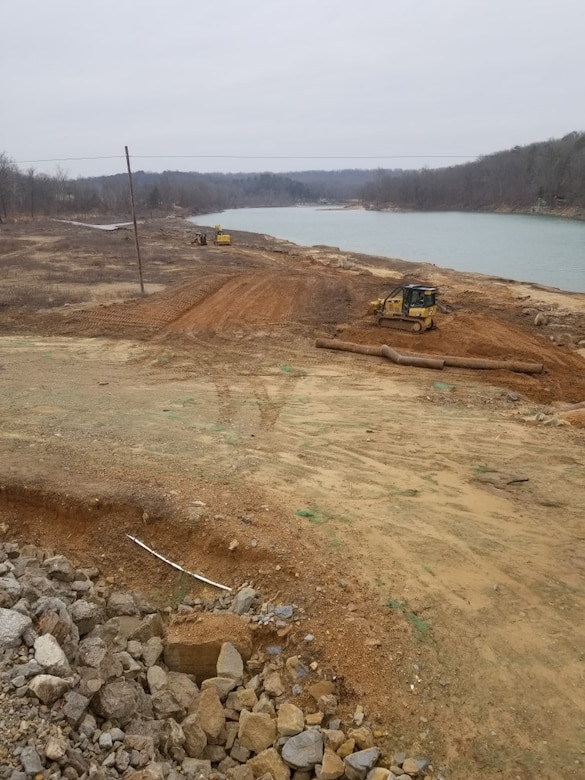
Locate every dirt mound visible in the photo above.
<box><xmin>168</xmin><ymin>271</ymin><xmax>351</xmax><ymax>330</ymax></box>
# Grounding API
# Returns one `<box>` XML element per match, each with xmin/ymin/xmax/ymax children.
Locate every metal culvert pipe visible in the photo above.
<box><xmin>315</xmin><ymin>339</ymin><xmax>445</xmax><ymax>370</ymax></box>
<box><xmin>380</xmin><ymin>345</ymin><xmax>445</xmax><ymax>370</ymax></box>
<box><xmin>315</xmin><ymin>339</ymin><xmax>544</xmax><ymax>374</ymax></box>
<box><xmin>399</xmin><ymin>351</ymin><xmax>544</xmax><ymax>374</ymax></box>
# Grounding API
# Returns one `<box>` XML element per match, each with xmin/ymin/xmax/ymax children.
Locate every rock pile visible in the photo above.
<box><xmin>0</xmin><ymin>539</ymin><xmax>440</xmax><ymax>780</ymax></box>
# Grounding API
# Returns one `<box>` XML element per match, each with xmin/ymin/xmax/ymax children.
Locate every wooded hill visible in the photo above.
<box><xmin>0</xmin><ymin>160</ymin><xmax>388</xmax><ymax>220</ymax></box>
<box><xmin>1</xmin><ymin>132</ymin><xmax>584</xmax><ymax>219</ymax></box>
<box><xmin>361</xmin><ymin>132</ymin><xmax>585</xmax><ymax>213</ymax></box>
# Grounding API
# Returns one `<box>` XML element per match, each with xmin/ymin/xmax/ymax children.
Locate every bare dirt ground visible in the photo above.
<box><xmin>1</xmin><ymin>216</ymin><xmax>585</xmax><ymax>778</ymax></box>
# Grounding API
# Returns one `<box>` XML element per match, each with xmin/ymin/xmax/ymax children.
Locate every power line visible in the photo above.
<box><xmin>14</xmin><ymin>153</ymin><xmax>477</xmax><ymax>165</ymax></box>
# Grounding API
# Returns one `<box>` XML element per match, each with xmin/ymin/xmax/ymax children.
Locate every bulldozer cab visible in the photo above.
<box><xmin>402</xmin><ymin>284</ymin><xmax>437</xmax><ymax>314</ymax></box>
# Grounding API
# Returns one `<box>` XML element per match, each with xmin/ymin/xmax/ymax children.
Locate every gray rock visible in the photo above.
<box><xmin>129</xmin><ymin>612</ymin><xmax>164</xmax><ymax>643</ymax></box>
<box><xmin>77</xmin><ymin>636</ymin><xmax>108</xmax><ymax>667</ymax></box>
<box><xmin>0</xmin><ymin>574</ymin><xmax>22</xmax><ymax>606</ymax></box>
<box><xmin>143</xmin><ymin>636</ymin><xmax>164</xmax><ymax>667</ymax></box>
<box><xmin>147</xmin><ymin>665</ymin><xmax>168</xmax><ymax>693</ymax></box>
<box><xmin>0</xmin><ymin>607</ymin><xmax>32</xmax><ymax>649</ymax></box>
<box><xmin>34</xmin><ymin>633</ymin><xmax>72</xmax><ymax>677</ymax></box>
<box><xmin>182</xmin><ymin>758</ymin><xmax>212</xmax><ymax>778</ymax></box>
<box><xmin>20</xmin><ymin>746</ymin><xmax>43</xmax><ymax>775</ymax></box>
<box><xmin>151</xmin><ymin>688</ymin><xmax>186</xmax><ymax>721</ymax></box>
<box><xmin>167</xmin><ymin>671</ymin><xmax>199</xmax><ymax>710</ymax></box>
<box><xmin>216</xmin><ymin>642</ymin><xmax>244</xmax><ymax>683</ymax></box>
<box><xmin>274</xmin><ymin>605</ymin><xmax>293</xmax><ymax>619</ymax></box>
<box><xmin>344</xmin><ymin>748</ymin><xmax>381</xmax><ymax>780</ymax></box>
<box><xmin>282</xmin><ymin>730</ymin><xmax>324</xmax><ymax>770</ymax></box>
<box><xmin>230</xmin><ymin>587</ymin><xmax>257</xmax><ymax>615</ymax></box>
<box><xmin>99</xmin><ymin>731</ymin><xmax>114</xmax><ymax>749</ymax></box>
<box><xmin>200</xmin><ymin>676</ymin><xmax>238</xmax><ymax>700</ymax></box>
<box><xmin>181</xmin><ymin>714</ymin><xmax>208</xmax><ymax>758</ymax></box>
<box><xmin>114</xmin><ymin>650</ymin><xmax>143</xmax><ymax>679</ymax></box>
<box><xmin>43</xmin><ymin>555</ymin><xmax>76</xmax><ymax>582</ymax></box>
<box><xmin>127</xmin><ymin>639</ymin><xmax>143</xmax><ymax>658</ymax></box>
<box><xmin>109</xmin><ymin>726</ymin><xmax>126</xmax><ymax>742</ymax></box>
<box><xmin>63</xmin><ymin>690</ymin><xmax>91</xmax><ymax>726</ymax></box>
<box><xmin>92</xmin><ymin>679</ymin><xmax>138</xmax><ymax>725</ymax></box>
<box><xmin>160</xmin><ymin>718</ymin><xmax>185</xmax><ymax>756</ymax></box>
<box><xmin>115</xmin><ymin>748</ymin><xmax>131</xmax><ymax>772</ymax></box>
<box><xmin>78</xmin><ymin>712</ymin><xmax>98</xmax><ymax>737</ymax></box>
<box><xmin>69</xmin><ymin>599</ymin><xmax>103</xmax><ymax>636</ymax></box>
<box><xmin>76</xmin><ymin>665</ymin><xmax>105</xmax><ymax>697</ymax></box>
<box><xmin>107</xmin><ymin>591</ymin><xmax>139</xmax><ymax>617</ymax></box>
<box><xmin>206</xmin><ymin>744</ymin><xmax>228</xmax><ymax>763</ymax></box>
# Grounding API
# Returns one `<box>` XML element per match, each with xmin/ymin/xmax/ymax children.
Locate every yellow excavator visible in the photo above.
<box><xmin>214</xmin><ymin>225</ymin><xmax>232</xmax><ymax>246</ymax></box>
<box><xmin>368</xmin><ymin>284</ymin><xmax>438</xmax><ymax>332</ymax></box>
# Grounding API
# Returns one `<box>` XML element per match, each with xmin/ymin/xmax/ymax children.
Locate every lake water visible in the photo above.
<box><xmin>191</xmin><ymin>207</ymin><xmax>585</xmax><ymax>292</ymax></box>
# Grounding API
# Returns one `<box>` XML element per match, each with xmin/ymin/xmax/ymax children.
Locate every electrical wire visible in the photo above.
<box><xmin>14</xmin><ymin>154</ymin><xmax>476</xmax><ymax>165</ymax></box>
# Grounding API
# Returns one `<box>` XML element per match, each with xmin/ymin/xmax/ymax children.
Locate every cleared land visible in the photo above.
<box><xmin>1</xmin><ymin>216</ymin><xmax>585</xmax><ymax>779</ymax></box>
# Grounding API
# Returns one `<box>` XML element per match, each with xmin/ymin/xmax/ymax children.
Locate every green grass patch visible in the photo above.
<box><xmin>279</xmin><ymin>364</ymin><xmax>307</xmax><ymax>376</ymax></box>
<box><xmin>391</xmin><ymin>488</ymin><xmax>420</xmax><ymax>497</ymax></box>
<box><xmin>296</xmin><ymin>505</ymin><xmax>327</xmax><ymax>525</ymax></box>
<box><xmin>387</xmin><ymin>598</ymin><xmax>430</xmax><ymax>637</ymax></box>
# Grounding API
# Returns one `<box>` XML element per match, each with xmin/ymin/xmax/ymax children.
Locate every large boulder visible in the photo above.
<box><xmin>164</xmin><ymin>614</ymin><xmax>252</xmax><ymax>682</ymax></box>
<box><xmin>34</xmin><ymin>634</ymin><xmax>71</xmax><ymax>677</ymax></box>
<box><xmin>281</xmin><ymin>730</ymin><xmax>324</xmax><ymax>770</ymax></box>
<box><xmin>247</xmin><ymin>747</ymin><xmax>290</xmax><ymax>780</ymax></box>
<box><xmin>28</xmin><ymin>674</ymin><xmax>72</xmax><ymax>705</ymax></box>
<box><xmin>92</xmin><ymin>679</ymin><xmax>138</xmax><ymax>725</ymax></box>
<box><xmin>238</xmin><ymin>710</ymin><xmax>276</xmax><ymax>754</ymax></box>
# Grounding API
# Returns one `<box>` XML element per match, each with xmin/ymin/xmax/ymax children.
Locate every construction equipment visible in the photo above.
<box><xmin>191</xmin><ymin>231</ymin><xmax>207</xmax><ymax>246</ymax></box>
<box><xmin>368</xmin><ymin>284</ymin><xmax>438</xmax><ymax>332</ymax></box>
<box><xmin>214</xmin><ymin>225</ymin><xmax>231</xmax><ymax>246</ymax></box>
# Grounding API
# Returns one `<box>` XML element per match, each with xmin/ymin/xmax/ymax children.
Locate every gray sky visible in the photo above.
<box><xmin>3</xmin><ymin>0</ymin><xmax>584</xmax><ymax>179</ymax></box>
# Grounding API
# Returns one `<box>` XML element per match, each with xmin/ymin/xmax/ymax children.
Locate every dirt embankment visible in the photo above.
<box><xmin>1</xmin><ymin>217</ymin><xmax>585</xmax><ymax>779</ymax></box>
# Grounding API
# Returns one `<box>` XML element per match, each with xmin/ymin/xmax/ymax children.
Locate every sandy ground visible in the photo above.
<box><xmin>1</xmin><ymin>217</ymin><xmax>585</xmax><ymax>778</ymax></box>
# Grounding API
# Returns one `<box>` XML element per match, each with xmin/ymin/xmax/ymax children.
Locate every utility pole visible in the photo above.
<box><xmin>125</xmin><ymin>145</ymin><xmax>145</xmax><ymax>295</ymax></box>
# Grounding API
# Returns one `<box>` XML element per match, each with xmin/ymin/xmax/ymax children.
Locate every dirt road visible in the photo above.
<box><xmin>1</xmin><ymin>217</ymin><xmax>585</xmax><ymax>778</ymax></box>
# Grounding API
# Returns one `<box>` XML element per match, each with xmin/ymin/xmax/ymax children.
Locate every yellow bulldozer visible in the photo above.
<box><xmin>213</xmin><ymin>225</ymin><xmax>232</xmax><ymax>246</ymax></box>
<box><xmin>368</xmin><ymin>283</ymin><xmax>438</xmax><ymax>332</ymax></box>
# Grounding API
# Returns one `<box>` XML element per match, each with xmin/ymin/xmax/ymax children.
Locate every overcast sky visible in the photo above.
<box><xmin>3</xmin><ymin>0</ymin><xmax>584</xmax><ymax>179</ymax></box>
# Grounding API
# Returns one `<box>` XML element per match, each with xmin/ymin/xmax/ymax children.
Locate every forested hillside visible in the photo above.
<box><xmin>0</xmin><ymin>158</ymin><xmax>384</xmax><ymax>220</ymax></box>
<box><xmin>2</xmin><ymin>133</ymin><xmax>584</xmax><ymax>220</ymax></box>
<box><xmin>361</xmin><ymin>132</ymin><xmax>585</xmax><ymax>213</ymax></box>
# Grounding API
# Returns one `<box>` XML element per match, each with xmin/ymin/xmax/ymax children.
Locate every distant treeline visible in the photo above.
<box><xmin>1</xmin><ymin>132</ymin><xmax>584</xmax><ymax>220</ymax></box>
<box><xmin>0</xmin><ymin>156</ymin><xmax>388</xmax><ymax>220</ymax></box>
<box><xmin>362</xmin><ymin>132</ymin><xmax>585</xmax><ymax>213</ymax></box>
